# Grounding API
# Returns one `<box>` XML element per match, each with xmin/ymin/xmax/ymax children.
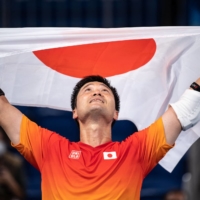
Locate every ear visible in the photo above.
<box><xmin>113</xmin><ymin>110</ymin><xmax>119</xmax><ymax>121</ymax></box>
<box><xmin>72</xmin><ymin>109</ymin><xmax>78</xmax><ymax>119</ymax></box>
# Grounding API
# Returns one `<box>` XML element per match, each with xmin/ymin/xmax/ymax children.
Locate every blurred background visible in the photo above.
<box><xmin>1</xmin><ymin>0</ymin><xmax>200</xmax><ymax>200</ymax></box>
<box><xmin>1</xmin><ymin>0</ymin><xmax>200</xmax><ymax>27</ymax></box>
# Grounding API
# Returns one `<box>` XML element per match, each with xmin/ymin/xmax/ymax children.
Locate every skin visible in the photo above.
<box><xmin>73</xmin><ymin>82</ymin><xmax>118</xmax><ymax>147</ymax></box>
<box><xmin>0</xmin><ymin>78</ymin><xmax>200</xmax><ymax>147</ymax></box>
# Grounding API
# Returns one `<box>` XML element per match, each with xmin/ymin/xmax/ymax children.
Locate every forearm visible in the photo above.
<box><xmin>0</xmin><ymin>91</ymin><xmax>23</xmax><ymax>144</ymax></box>
<box><xmin>162</xmin><ymin>77</ymin><xmax>200</xmax><ymax>145</ymax></box>
<box><xmin>0</xmin><ymin>95</ymin><xmax>10</xmax><ymax>127</ymax></box>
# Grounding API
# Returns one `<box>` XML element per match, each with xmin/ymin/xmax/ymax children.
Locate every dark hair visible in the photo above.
<box><xmin>71</xmin><ymin>75</ymin><xmax>120</xmax><ymax>111</ymax></box>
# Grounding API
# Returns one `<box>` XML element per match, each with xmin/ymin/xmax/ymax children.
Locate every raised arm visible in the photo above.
<box><xmin>0</xmin><ymin>89</ymin><xmax>23</xmax><ymax>145</ymax></box>
<box><xmin>162</xmin><ymin>78</ymin><xmax>200</xmax><ymax>145</ymax></box>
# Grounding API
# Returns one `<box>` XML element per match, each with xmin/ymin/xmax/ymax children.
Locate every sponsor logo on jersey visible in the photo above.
<box><xmin>69</xmin><ymin>150</ymin><xmax>81</xmax><ymax>159</ymax></box>
<box><xmin>103</xmin><ymin>151</ymin><xmax>117</xmax><ymax>160</ymax></box>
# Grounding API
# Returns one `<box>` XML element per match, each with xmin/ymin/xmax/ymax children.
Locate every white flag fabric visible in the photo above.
<box><xmin>0</xmin><ymin>27</ymin><xmax>200</xmax><ymax>172</ymax></box>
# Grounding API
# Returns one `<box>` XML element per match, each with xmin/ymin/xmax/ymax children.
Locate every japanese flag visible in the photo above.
<box><xmin>103</xmin><ymin>152</ymin><xmax>117</xmax><ymax>160</ymax></box>
<box><xmin>0</xmin><ymin>27</ymin><xmax>200</xmax><ymax>172</ymax></box>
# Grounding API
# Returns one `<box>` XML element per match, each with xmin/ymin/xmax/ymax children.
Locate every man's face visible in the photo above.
<box><xmin>73</xmin><ymin>81</ymin><xmax>118</xmax><ymax>123</ymax></box>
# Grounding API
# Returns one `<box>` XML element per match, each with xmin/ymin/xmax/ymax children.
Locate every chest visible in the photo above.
<box><xmin>42</xmin><ymin>141</ymin><xmax>142</xmax><ymax>182</ymax></box>
<box><xmin>41</xmin><ymin>141</ymin><xmax>144</xmax><ymax>200</ymax></box>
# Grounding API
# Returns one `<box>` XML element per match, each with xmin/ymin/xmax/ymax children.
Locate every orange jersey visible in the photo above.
<box><xmin>13</xmin><ymin>116</ymin><xmax>173</xmax><ymax>200</ymax></box>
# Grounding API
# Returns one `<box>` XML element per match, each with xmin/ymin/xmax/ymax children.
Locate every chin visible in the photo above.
<box><xmin>89</xmin><ymin>107</ymin><xmax>104</xmax><ymax>114</ymax></box>
<box><xmin>88</xmin><ymin>108</ymin><xmax>107</xmax><ymax>117</ymax></box>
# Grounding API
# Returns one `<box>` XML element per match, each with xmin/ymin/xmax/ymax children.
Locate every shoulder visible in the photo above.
<box><xmin>123</xmin><ymin>117</ymin><xmax>164</xmax><ymax>144</ymax></box>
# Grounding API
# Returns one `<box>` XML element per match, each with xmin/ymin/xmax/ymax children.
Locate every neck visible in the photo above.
<box><xmin>79</xmin><ymin>120</ymin><xmax>112</xmax><ymax>147</ymax></box>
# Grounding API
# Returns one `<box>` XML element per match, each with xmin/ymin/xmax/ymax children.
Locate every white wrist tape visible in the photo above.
<box><xmin>170</xmin><ymin>89</ymin><xmax>200</xmax><ymax>131</ymax></box>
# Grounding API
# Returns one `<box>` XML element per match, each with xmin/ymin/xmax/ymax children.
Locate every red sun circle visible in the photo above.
<box><xmin>33</xmin><ymin>39</ymin><xmax>156</xmax><ymax>78</ymax></box>
<box><xmin>107</xmin><ymin>154</ymin><xmax>113</xmax><ymax>158</ymax></box>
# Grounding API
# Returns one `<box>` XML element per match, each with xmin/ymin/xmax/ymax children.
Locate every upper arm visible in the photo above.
<box><xmin>0</xmin><ymin>96</ymin><xmax>23</xmax><ymax>144</ymax></box>
<box><xmin>162</xmin><ymin>106</ymin><xmax>182</xmax><ymax>145</ymax></box>
<box><xmin>133</xmin><ymin>118</ymin><xmax>173</xmax><ymax>176</ymax></box>
<box><xmin>13</xmin><ymin>116</ymin><xmax>66</xmax><ymax>170</ymax></box>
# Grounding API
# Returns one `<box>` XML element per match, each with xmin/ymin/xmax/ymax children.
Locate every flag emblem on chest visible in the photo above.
<box><xmin>103</xmin><ymin>151</ymin><xmax>117</xmax><ymax>160</ymax></box>
<box><xmin>69</xmin><ymin>150</ymin><xmax>81</xmax><ymax>159</ymax></box>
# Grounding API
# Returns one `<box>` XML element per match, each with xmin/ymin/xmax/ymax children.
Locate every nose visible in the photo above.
<box><xmin>93</xmin><ymin>88</ymin><xmax>102</xmax><ymax>96</ymax></box>
<box><xmin>93</xmin><ymin>92</ymin><xmax>102</xmax><ymax>96</ymax></box>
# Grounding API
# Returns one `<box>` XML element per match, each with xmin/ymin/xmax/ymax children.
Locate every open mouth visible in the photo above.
<box><xmin>90</xmin><ymin>98</ymin><xmax>104</xmax><ymax>103</ymax></box>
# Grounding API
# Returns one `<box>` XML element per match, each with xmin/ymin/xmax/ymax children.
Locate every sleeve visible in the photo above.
<box><xmin>133</xmin><ymin>117</ymin><xmax>174</xmax><ymax>177</ymax></box>
<box><xmin>12</xmin><ymin>115</ymin><xmax>63</xmax><ymax>171</ymax></box>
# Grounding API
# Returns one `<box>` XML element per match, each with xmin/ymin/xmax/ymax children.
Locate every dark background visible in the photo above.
<box><xmin>1</xmin><ymin>0</ymin><xmax>200</xmax><ymax>199</ymax></box>
<box><xmin>1</xmin><ymin>0</ymin><xmax>200</xmax><ymax>27</ymax></box>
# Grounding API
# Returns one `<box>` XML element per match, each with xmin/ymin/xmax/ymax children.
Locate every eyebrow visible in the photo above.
<box><xmin>81</xmin><ymin>83</ymin><xmax>111</xmax><ymax>91</ymax></box>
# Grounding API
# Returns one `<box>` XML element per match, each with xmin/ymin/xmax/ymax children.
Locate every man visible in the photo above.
<box><xmin>0</xmin><ymin>75</ymin><xmax>200</xmax><ymax>200</ymax></box>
